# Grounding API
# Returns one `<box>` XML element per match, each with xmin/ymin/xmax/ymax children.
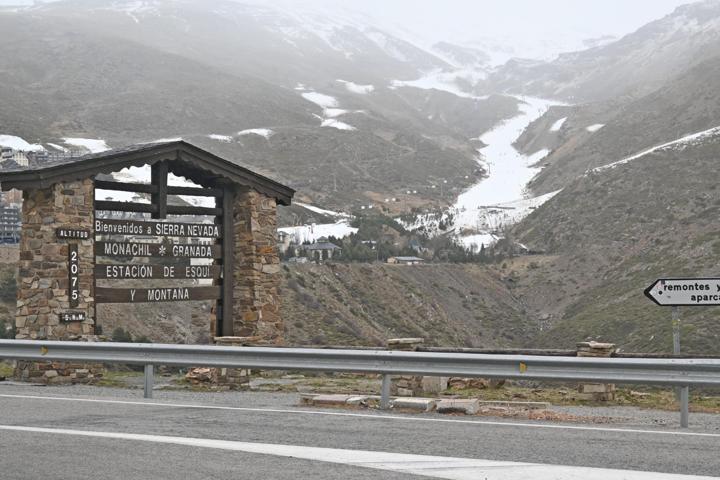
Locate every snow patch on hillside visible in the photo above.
<box><xmin>301</xmin><ymin>92</ymin><xmax>338</xmax><ymax>108</ymax></box>
<box><xmin>321</xmin><ymin>119</ymin><xmax>356</xmax><ymax>131</ymax></box>
<box><xmin>238</xmin><ymin>128</ymin><xmax>274</xmax><ymax>139</ymax></box>
<box><xmin>586</xmin><ymin>123</ymin><xmax>605</xmax><ymax>132</ymax></box>
<box><xmin>391</xmin><ymin>68</ymin><xmax>488</xmax><ymax>99</ymax></box>
<box><xmin>337</xmin><ymin>79</ymin><xmax>374</xmax><ymax>94</ymax></box>
<box><xmin>550</xmin><ymin>117</ymin><xmax>567</xmax><ymax>132</ymax></box>
<box><xmin>0</xmin><ymin>134</ymin><xmax>45</xmax><ymax>152</ymax></box>
<box><xmin>95</xmin><ymin>189</ymin><xmax>148</xmax><ymax>203</ymax></box>
<box><xmin>279</xmin><ymin>222</ymin><xmax>357</xmax><ymax>244</ymax></box>
<box><xmin>458</xmin><ymin>233</ymin><xmax>499</xmax><ymax>252</ymax></box>
<box><xmin>62</xmin><ymin>138</ymin><xmax>109</xmax><ymax>153</ymax></box>
<box><xmin>454</xmin><ymin>97</ymin><xmax>558</xmax><ymax>212</ymax></box>
<box><xmin>46</xmin><ymin>143</ymin><xmax>69</xmax><ymax>152</ymax></box>
<box><xmin>365</xmin><ymin>30</ymin><xmax>408</xmax><ymax>62</ymax></box>
<box><xmin>148</xmin><ymin>137</ymin><xmax>182</xmax><ymax>143</ymax></box>
<box><xmin>402</xmin><ymin>96</ymin><xmax>562</xmax><ymax>249</ymax></box>
<box><xmin>300</xmin><ymin>89</ymin><xmax>358</xmax><ymax>131</ymax></box>
<box><xmin>323</xmin><ymin>108</ymin><xmax>351</xmax><ymax>118</ymax></box>
<box><xmin>208</xmin><ymin>134</ymin><xmax>232</xmax><ymax>142</ymax></box>
<box><xmin>591</xmin><ymin>125</ymin><xmax>720</xmax><ymax>173</ymax></box>
<box><xmin>282</xmin><ymin>202</ymin><xmax>355</xmax><ymax>243</ymax></box>
<box><xmin>108</xmin><ymin>164</ymin><xmax>215</xmax><ymax>208</ymax></box>
<box><xmin>296</xmin><ymin>202</ymin><xmax>350</xmax><ymax>219</ymax></box>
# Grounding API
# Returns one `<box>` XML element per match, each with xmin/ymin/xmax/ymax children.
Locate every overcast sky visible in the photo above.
<box><xmin>345</xmin><ymin>0</ymin><xmax>691</xmax><ymax>40</ymax></box>
<box><xmin>1</xmin><ymin>0</ymin><xmax>695</xmax><ymax>58</ymax></box>
<box><xmin>250</xmin><ymin>0</ymin><xmax>694</xmax><ymax>59</ymax></box>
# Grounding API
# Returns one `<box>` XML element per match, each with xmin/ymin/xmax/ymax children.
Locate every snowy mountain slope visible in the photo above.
<box><xmin>0</xmin><ymin>12</ymin><xmax>315</xmax><ymax>142</ymax></box>
<box><xmin>481</xmin><ymin>0</ymin><xmax>720</xmax><ymax>102</ymax></box>
<box><xmin>0</xmin><ymin>0</ymin><xmax>527</xmax><ymax>211</ymax></box>
<box><xmin>590</xmin><ymin>125</ymin><xmax>720</xmax><ymax>173</ymax></box>
<box><xmin>521</xmin><ymin>52</ymin><xmax>720</xmax><ymax>195</ymax></box>
<box><xmin>30</xmin><ymin>0</ymin><xmax>449</xmax><ymax>87</ymax></box>
<box><xmin>510</xmin><ymin>131</ymin><xmax>720</xmax><ymax>353</ymax></box>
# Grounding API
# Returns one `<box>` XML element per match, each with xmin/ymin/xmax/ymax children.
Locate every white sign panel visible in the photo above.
<box><xmin>645</xmin><ymin>278</ymin><xmax>720</xmax><ymax>306</ymax></box>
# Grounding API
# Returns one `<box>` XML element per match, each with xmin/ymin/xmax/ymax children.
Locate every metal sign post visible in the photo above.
<box><xmin>671</xmin><ymin>306</ymin><xmax>680</xmax><ymax>356</ymax></box>
<box><xmin>670</xmin><ymin>305</ymin><xmax>688</xmax><ymax>426</ymax></box>
<box><xmin>643</xmin><ymin>278</ymin><xmax>719</xmax><ymax>428</ymax></box>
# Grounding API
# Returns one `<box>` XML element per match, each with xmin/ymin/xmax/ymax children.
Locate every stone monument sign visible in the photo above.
<box><xmin>0</xmin><ymin>141</ymin><xmax>294</xmax><ymax>358</ymax></box>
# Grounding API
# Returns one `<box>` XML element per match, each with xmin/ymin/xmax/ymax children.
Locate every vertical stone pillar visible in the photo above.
<box><xmin>231</xmin><ymin>188</ymin><xmax>283</xmax><ymax>343</ymax></box>
<box><xmin>386</xmin><ymin>338</ymin><xmax>450</xmax><ymax>397</ymax></box>
<box><xmin>15</xmin><ymin>179</ymin><xmax>99</xmax><ymax>383</ymax></box>
<box><xmin>577</xmin><ymin>341</ymin><xmax>616</xmax><ymax>401</ymax></box>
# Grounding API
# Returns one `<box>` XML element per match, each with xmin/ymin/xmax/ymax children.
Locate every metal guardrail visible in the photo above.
<box><xmin>2</xmin><ymin>339</ymin><xmax>720</xmax><ymax>427</ymax></box>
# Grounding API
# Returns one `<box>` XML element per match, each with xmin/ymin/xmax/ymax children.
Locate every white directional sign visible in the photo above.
<box><xmin>644</xmin><ymin>278</ymin><xmax>720</xmax><ymax>306</ymax></box>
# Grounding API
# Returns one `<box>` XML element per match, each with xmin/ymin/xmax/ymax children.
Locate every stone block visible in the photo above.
<box><xmin>391</xmin><ymin>397</ymin><xmax>436</xmax><ymax>412</ymax></box>
<box><xmin>397</xmin><ymin>387</ymin><xmax>414</xmax><ymax>397</ymax></box>
<box><xmin>478</xmin><ymin>400</ymin><xmax>549</xmax><ymax>410</ymax></box>
<box><xmin>421</xmin><ymin>376</ymin><xmax>449</xmax><ymax>394</ymax></box>
<box><xmin>310</xmin><ymin>394</ymin><xmax>356</xmax><ymax>406</ymax></box>
<box><xmin>346</xmin><ymin>395</ymin><xmax>369</xmax><ymax>406</ymax></box>
<box><xmin>437</xmin><ymin>399</ymin><xmax>480</xmax><ymax>415</ymax></box>
<box><xmin>387</xmin><ymin>338</ymin><xmax>424</xmax><ymax>350</ymax></box>
<box><xmin>579</xmin><ymin>383</ymin><xmax>615</xmax><ymax>394</ymax></box>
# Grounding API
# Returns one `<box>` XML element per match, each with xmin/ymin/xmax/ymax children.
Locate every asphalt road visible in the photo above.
<box><xmin>1</xmin><ymin>384</ymin><xmax>719</xmax><ymax>479</ymax></box>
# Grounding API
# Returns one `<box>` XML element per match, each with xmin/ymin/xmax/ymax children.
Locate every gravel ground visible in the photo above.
<box><xmin>3</xmin><ymin>380</ymin><xmax>720</xmax><ymax>432</ymax></box>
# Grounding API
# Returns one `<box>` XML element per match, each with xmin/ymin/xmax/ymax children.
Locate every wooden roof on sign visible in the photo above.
<box><xmin>0</xmin><ymin>140</ymin><xmax>294</xmax><ymax>205</ymax></box>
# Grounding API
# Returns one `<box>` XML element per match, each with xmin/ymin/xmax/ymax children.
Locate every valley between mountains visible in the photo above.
<box><xmin>2</xmin><ymin>0</ymin><xmax>720</xmax><ymax>353</ymax></box>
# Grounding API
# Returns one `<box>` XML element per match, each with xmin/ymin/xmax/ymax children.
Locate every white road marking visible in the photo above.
<box><xmin>1</xmin><ymin>392</ymin><xmax>719</xmax><ymax>438</ymax></box>
<box><xmin>0</xmin><ymin>424</ymin><xmax>714</xmax><ymax>480</ymax></box>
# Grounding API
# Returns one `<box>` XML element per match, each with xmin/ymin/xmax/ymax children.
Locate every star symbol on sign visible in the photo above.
<box><xmin>158</xmin><ymin>245</ymin><xmax>167</xmax><ymax>256</ymax></box>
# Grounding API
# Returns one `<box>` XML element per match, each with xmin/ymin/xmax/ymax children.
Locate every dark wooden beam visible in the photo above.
<box><xmin>95</xmin><ymin>201</ymin><xmax>158</xmax><ymax>214</ymax></box>
<box><xmin>220</xmin><ymin>186</ymin><xmax>235</xmax><ymax>336</ymax></box>
<box><xmin>151</xmin><ymin>161</ymin><xmax>168</xmax><ymax>219</ymax></box>
<box><xmin>166</xmin><ymin>205</ymin><xmax>223</xmax><ymax>216</ymax></box>
<box><xmin>95</xmin><ymin>180</ymin><xmax>157</xmax><ymax>194</ymax></box>
<box><xmin>0</xmin><ymin>146</ymin><xmax>179</xmax><ymax>191</ymax></box>
<box><xmin>167</xmin><ymin>185</ymin><xmax>224</xmax><ymax>197</ymax></box>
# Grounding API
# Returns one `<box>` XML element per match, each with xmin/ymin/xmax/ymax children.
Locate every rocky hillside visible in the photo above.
<box><xmin>482</xmin><ymin>0</ymin><xmax>720</xmax><ymax>102</ymax></box>
<box><xmin>281</xmin><ymin>262</ymin><xmax>532</xmax><ymax>347</ymax></box>
<box><xmin>0</xmin><ymin>0</ymin><xmax>520</xmax><ymax>211</ymax></box>
<box><xmin>510</xmin><ymin>132</ymin><xmax>720</xmax><ymax>354</ymax></box>
<box><xmin>517</xmin><ymin>54</ymin><xmax>720</xmax><ymax>195</ymax></box>
<box><xmin>0</xmin><ymin>248</ymin><xmax>534</xmax><ymax>348</ymax></box>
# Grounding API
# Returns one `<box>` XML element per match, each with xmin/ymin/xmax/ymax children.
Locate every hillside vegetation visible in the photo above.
<box><xmin>281</xmin><ymin>262</ymin><xmax>532</xmax><ymax>347</ymax></box>
<box><xmin>511</xmin><ymin>136</ymin><xmax>720</xmax><ymax>354</ymax></box>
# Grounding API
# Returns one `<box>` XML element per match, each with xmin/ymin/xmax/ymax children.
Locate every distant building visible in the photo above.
<box><xmin>0</xmin><ymin>147</ymin><xmax>13</xmax><ymax>162</ymax></box>
<box><xmin>302</xmin><ymin>237</ymin><xmax>341</xmax><ymax>262</ymax></box>
<box><xmin>387</xmin><ymin>256</ymin><xmax>424</xmax><ymax>265</ymax></box>
<box><xmin>0</xmin><ymin>205</ymin><xmax>21</xmax><ymax>243</ymax></box>
<box><xmin>277</xmin><ymin>231</ymin><xmax>292</xmax><ymax>254</ymax></box>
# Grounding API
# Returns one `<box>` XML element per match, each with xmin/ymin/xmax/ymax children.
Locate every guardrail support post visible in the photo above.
<box><xmin>380</xmin><ymin>374</ymin><xmax>391</xmax><ymax>409</ymax></box>
<box><xmin>144</xmin><ymin>364</ymin><xmax>154</xmax><ymax>399</ymax></box>
<box><xmin>680</xmin><ymin>386</ymin><xmax>689</xmax><ymax>428</ymax></box>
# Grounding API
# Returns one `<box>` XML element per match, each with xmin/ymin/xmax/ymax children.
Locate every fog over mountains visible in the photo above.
<box><xmin>2</xmin><ymin>0</ymin><xmax>720</xmax><ymax>351</ymax></box>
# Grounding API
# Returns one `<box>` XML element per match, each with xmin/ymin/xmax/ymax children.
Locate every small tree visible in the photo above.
<box><xmin>0</xmin><ymin>319</ymin><xmax>15</xmax><ymax>339</ymax></box>
<box><xmin>111</xmin><ymin>327</ymin><xmax>133</xmax><ymax>343</ymax></box>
